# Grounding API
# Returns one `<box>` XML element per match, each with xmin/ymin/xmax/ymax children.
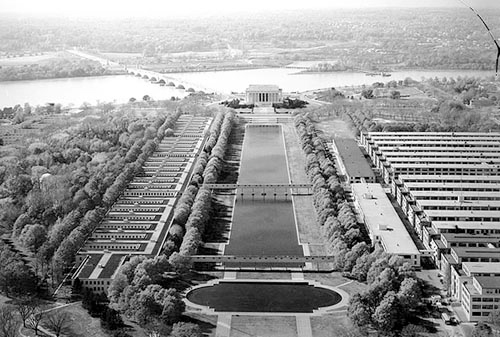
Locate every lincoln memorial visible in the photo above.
<box><xmin>245</xmin><ymin>84</ymin><xmax>283</xmax><ymax>105</ymax></box>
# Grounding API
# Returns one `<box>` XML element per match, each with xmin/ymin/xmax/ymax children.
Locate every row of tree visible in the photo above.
<box><xmin>164</xmin><ymin>109</ymin><xmax>227</xmax><ymax>255</ymax></box>
<box><xmin>176</xmin><ymin>110</ymin><xmax>235</xmax><ymax>256</ymax></box>
<box><xmin>294</xmin><ymin>114</ymin><xmax>426</xmax><ymax>335</ymax></box>
<box><xmin>0</xmin><ymin>106</ymin><xmax>183</xmax><ymax>287</ymax></box>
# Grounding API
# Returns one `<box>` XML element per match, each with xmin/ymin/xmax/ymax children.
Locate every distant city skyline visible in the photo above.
<box><xmin>1</xmin><ymin>0</ymin><xmax>499</xmax><ymax>18</ymax></box>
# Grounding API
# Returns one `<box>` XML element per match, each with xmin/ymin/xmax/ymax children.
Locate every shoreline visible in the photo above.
<box><xmin>0</xmin><ymin>72</ymin><xmax>127</xmax><ymax>84</ymax></box>
<box><xmin>0</xmin><ymin>67</ymin><xmax>493</xmax><ymax>84</ymax></box>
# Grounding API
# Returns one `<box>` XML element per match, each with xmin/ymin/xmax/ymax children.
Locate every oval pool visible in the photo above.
<box><xmin>186</xmin><ymin>281</ymin><xmax>342</xmax><ymax>313</ymax></box>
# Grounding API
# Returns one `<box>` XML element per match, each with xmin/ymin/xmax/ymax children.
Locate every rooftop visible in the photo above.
<box><xmin>367</xmin><ymin>132</ymin><xmax>500</xmax><ymax>137</ymax></box>
<box><xmin>333</xmin><ymin>138</ymin><xmax>375</xmax><ymax>179</ymax></box>
<box><xmin>432</xmin><ymin>221</ymin><xmax>500</xmax><ymax>230</ymax></box>
<box><xmin>451</xmin><ymin>246</ymin><xmax>500</xmax><ymax>258</ymax></box>
<box><xmin>246</xmin><ymin>84</ymin><xmax>281</xmax><ymax>92</ymax></box>
<box><xmin>351</xmin><ymin>183</ymin><xmax>420</xmax><ymax>256</ymax></box>
<box><xmin>442</xmin><ymin>233</ymin><xmax>500</xmax><ymax>243</ymax></box>
<box><xmin>475</xmin><ymin>276</ymin><xmax>500</xmax><ymax>289</ymax></box>
<box><xmin>462</xmin><ymin>262</ymin><xmax>500</xmax><ymax>275</ymax></box>
<box><xmin>398</xmin><ymin>174</ymin><xmax>500</xmax><ymax>182</ymax></box>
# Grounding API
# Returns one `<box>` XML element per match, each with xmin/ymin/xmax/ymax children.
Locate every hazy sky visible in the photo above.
<box><xmin>1</xmin><ymin>0</ymin><xmax>499</xmax><ymax>18</ymax></box>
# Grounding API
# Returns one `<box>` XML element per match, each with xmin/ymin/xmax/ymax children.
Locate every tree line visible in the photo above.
<box><xmin>166</xmin><ymin>110</ymin><xmax>235</xmax><ymax>261</ymax></box>
<box><xmin>0</xmin><ymin>105</ymin><xmax>183</xmax><ymax>289</ymax></box>
<box><xmin>295</xmin><ymin>114</ymin><xmax>427</xmax><ymax>336</ymax></box>
<box><xmin>0</xmin><ymin>57</ymin><xmax>121</xmax><ymax>81</ymax></box>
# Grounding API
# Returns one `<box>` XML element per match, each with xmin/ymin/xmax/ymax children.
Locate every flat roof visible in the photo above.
<box><xmin>410</xmin><ymin>190</ymin><xmax>500</xmax><ymax>198</ymax></box>
<box><xmin>246</xmin><ymin>84</ymin><xmax>280</xmax><ymax>91</ymax></box>
<box><xmin>352</xmin><ymin>183</ymin><xmax>420</xmax><ymax>256</ymax></box>
<box><xmin>432</xmin><ymin>221</ymin><xmax>500</xmax><ymax>230</ymax></box>
<box><xmin>391</xmin><ymin>162</ymin><xmax>500</xmax><ymax>169</ymax></box>
<box><xmin>475</xmin><ymin>276</ymin><xmax>500</xmax><ymax>289</ymax></box>
<box><xmin>463</xmin><ymin>262</ymin><xmax>500</xmax><ymax>274</ymax></box>
<box><xmin>399</xmin><ymin>174</ymin><xmax>500</xmax><ymax>181</ymax></box>
<box><xmin>442</xmin><ymin>233</ymin><xmax>500</xmax><ymax>243</ymax></box>
<box><xmin>367</xmin><ymin>132</ymin><xmax>500</xmax><ymax>137</ymax></box>
<box><xmin>384</xmin><ymin>152</ymin><xmax>500</xmax><ymax>157</ymax></box>
<box><xmin>425</xmin><ymin>209</ymin><xmax>500</xmax><ymax>217</ymax></box>
<box><xmin>416</xmin><ymin>200</ymin><xmax>500</xmax><ymax>207</ymax></box>
<box><xmin>378</xmin><ymin>146</ymin><xmax>500</xmax><ymax>152</ymax></box>
<box><xmin>452</xmin><ymin>247</ymin><xmax>500</xmax><ymax>257</ymax></box>
<box><xmin>405</xmin><ymin>182</ymin><xmax>500</xmax><ymax>189</ymax></box>
<box><xmin>333</xmin><ymin>138</ymin><xmax>375</xmax><ymax>179</ymax></box>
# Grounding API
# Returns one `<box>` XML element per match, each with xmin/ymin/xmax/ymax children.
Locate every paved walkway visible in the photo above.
<box><xmin>253</xmin><ymin>107</ymin><xmax>275</xmax><ymax>114</ymax></box>
<box><xmin>296</xmin><ymin>315</ymin><xmax>313</xmax><ymax>337</ymax></box>
<box><xmin>215</xmin><ymin>314</ymin><xmax>232</xmax><ymax>337</ymax></box>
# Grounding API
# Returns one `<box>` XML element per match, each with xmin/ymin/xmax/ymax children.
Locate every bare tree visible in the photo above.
<box><xmin>0</xmin><ymin>306</ymin><xmax>18</xmax><ymax>337</ymax></box>
<box><xmin>16</xmin><ymin>300</ymin><xmax>36</xmax><ymax>328</ymax></box>
<box><xmin>44</xmin><ymin>311</ymin><xmax>70</xmax><ymax>337</ymax></box>
<box><xmin>26</xmin><ymin>306</ymin><xmax>45</xmax><ymax>336</ymax></box>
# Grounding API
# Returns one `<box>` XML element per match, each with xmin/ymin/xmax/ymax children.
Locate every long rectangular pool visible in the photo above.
<box><xmin>224</xmin><ymin>125</ymin><xmax>303</xmax><ymax>266</ymax></box>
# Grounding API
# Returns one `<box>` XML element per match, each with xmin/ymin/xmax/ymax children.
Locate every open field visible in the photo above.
<box><xmin>0</xmin><ymin>52</ymin><xmax>59</xmax><ymax>66</ymax></box>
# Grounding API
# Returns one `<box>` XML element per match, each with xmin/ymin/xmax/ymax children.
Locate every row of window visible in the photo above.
<box><xmin>400</xmin><ymin>178</ymin><xmax>500</xmax><ymax>184</ymax></box>
<box><xmin>375</xmin><ymin>142</ymin><xmax>500</xmax><ymax>148</ymax></box>
<box><xmin>395</xmin><ymin>168</ymin><xmax>499</xmax><ymax>174</ymax></box>
<box><xmin>458</xmin><ymin>257</ymin><xmax>500</xmax><ymax>263</ymax></box>
<box><xmin>108</xmin><ymin>216</ymin><xmax>157</xmax><ymax>220</ymax></box>
<box><xmin>83</xmin><ymin>279</ymin><xmax>110</xmax><ymax>286</ymax></box>
<box><xmin>472</xmin><ymin>297</ymin><xmax>500</xmax><ymax>302</ymax></box>
<box><xmin>87</xmin><ymin>245</ymin><xmax>141</xmax><ymax>250</ymax></box>
<box><xmin>95</xmin><ymin>234</ymin><xmax>146</xmax><ymax>239</ymax></box>
<box><xmin>422</xmin><ymin>206</ymin><xmax>500</xmax><ymax>211</ymax></box>
<box><xmin>431</xmin><ymin>216</ymin><xmax>500</xmax><ymax>222</ymax></box>
<box><xmin>124</xmin><ymin>192</ymin><xmax>176</xmax><ymax>196</ymax></box>
<box><xmin>450</xmin><ymin>242</ymin><xmax>498</xmax><ymax>248</ymax></box>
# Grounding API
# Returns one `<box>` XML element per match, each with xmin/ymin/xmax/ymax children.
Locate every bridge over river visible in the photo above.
<box><xmin>126</xmin><ymin>68</ymin><xmax>219</xmax><ymax>94</ymax></box>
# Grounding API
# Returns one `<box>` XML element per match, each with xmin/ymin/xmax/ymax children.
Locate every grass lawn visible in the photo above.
<box><xmin>230</xmin><ymin>315</ymin><xmax>298</xmax><ymax>337</ymax></box>
<box><xmin>315</xmin><ymin>118</ymin><xmax>355</xmax><ymax>140</ymax></box>
<box><xmin>311</xmin><ymin>314</ymin><xmax>357</xmax><ymax>337</ymax></box>
<box><xmin>282</xmin><ymin>122</ymin><xmax>325</xmax><ymax>249</ymax></box>
<box><xmin>183</xmin><ymin>312</ymin><xmax>217</xmax><ymax>337</ymax></box>
<box><xmin>49</xmin><ymin>303</ymin><xmax>111</xmax><ymax>337</ymax></box>
<box><xmin>0</xmin><ymin>52</ymin><xmax>59</xmax><ymax>66</ymax></box>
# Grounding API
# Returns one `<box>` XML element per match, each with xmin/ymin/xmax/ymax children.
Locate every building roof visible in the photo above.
<box><xmin>442</xmin><ymin>233</ymin><xmax>500</xmax><ymax>244</ymax></box>
<box><xmin>416</xmin><ymin>199</ymin><xmax>500</xmax><ymax>207</ymax></box>
<box><xmin>475</xmin><ymin>276</ymin><xmax>500</xmax><ymax>289</ymax></box>
<box><xmin>451</xmin><ymin>247</ymin><xmax>500</xmax><ymax>258</ymax></box>
<box><xmin>405</xmin><ymin>182</ymin><xmax>500</xmax><ymax>190</ymax></box>
<box><xmin>432</xmin><ymin>221</ymin><xmax>500</xmax><ymax>231</ymax></box>
<box><xmin>333</xmin><ymin>138</ymin><xmax>375</xmax><ymax>179</ymax></box>
<box><xmin>351</xmin><ymin>183</ymin><xmax>420</xmax><ymax>256</ymax></box>
<box><xmin>410</xmin><ymin>190</ymin><xmax>500</xmax><ymax>199</ymax></box>
<box><xmin>425</xmin><ymin>209</ymin><xmax>500</xmax><ymax>217</ymax></box>
<box><xmin>246</xmin><ymin>84</ymin><xmax>281</xmax><ymax>92</ymax></box>
<box><xmin>398</xmin><ymin>174</ymin><xmax>500</xmax><ymax>182</ymax></box>
<box><xmin>367</xmin><ymin>131</ymin><xmax>500</xmax><ymax>137</ymax></box>
<box><xmin>463</xmin><ymin>262</ymin><xmax>500</xmax><ymax>275</ymax></box>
